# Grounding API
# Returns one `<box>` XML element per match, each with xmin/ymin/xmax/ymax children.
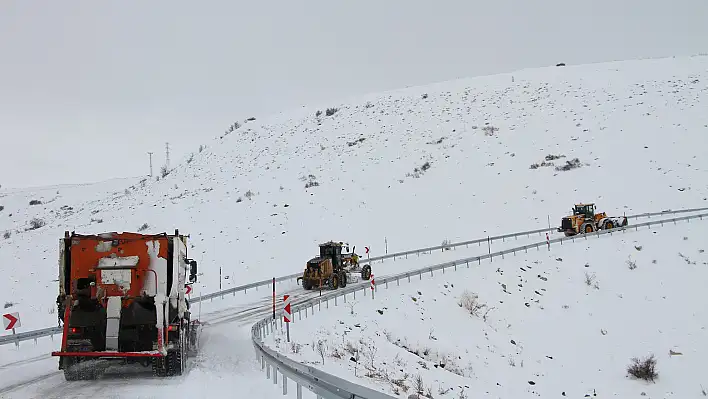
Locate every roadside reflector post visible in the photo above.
<box><xmin>283</xmin><ymin>295</ymin><xmax>291</xmax><ymax>342</ymax></box>
<box><xmin>371</xmin><ymin>274</ymin><xmax>375</xmax><ymax>300</ymax></box>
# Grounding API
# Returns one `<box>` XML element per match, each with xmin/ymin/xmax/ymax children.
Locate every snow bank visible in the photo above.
<box><xmin>265</xmin><ymin>220</ymin><xmax>708</xmax><ymax>398</ymax></box>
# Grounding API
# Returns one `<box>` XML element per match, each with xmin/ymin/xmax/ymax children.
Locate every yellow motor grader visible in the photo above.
<box><xmin>558</xmin><ymin>203</ymin><xmax>628</xmax><ymax>236</ymax></box>
<box><xmin>297</xmin><ymin>241</ymin><xmax>372</xmax><ymax>290</ymax></box>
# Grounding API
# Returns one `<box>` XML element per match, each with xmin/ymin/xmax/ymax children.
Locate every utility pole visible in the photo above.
<box><xmin>148</xmin><ymin>152</ymin><xmax>153</xmax><ymax>177</ymax></box>
<box><xmin>165</xmin><ymin>142</ymin><xmax>170</xmax><ymax>169</ymax></box>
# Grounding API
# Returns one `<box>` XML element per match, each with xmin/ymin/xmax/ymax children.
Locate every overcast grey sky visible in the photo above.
<box><xmin>1</xmin><ymin>0</ymin><xmax>706</xmax><ymax>188</ymax></box>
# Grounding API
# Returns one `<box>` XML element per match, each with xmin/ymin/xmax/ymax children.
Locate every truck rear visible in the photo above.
<box><xmin>52</xmin><ymin>230</ymin><xmax>199</xmax><ymax>380</ymax></box>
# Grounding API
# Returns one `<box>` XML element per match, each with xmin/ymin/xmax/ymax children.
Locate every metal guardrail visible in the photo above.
<box><xmin>252</xmin><ymin>211</ymin><xmax>708</xmax><ymax>398</ymax></box>
<box><xmin>2</xmin><ymin>206</ymin><xmax>707</xmax><ymax>347</ymax></box>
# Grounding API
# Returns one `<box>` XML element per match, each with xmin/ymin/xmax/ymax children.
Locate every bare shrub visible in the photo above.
<box><xmin>28</xmin><ymin>217</ymin><xmax>46</xmax><ymax>230</ymax></box>
<box><xmin>3</xmin><ymin>231</ymin><xmax>10</xmax><ymax>239</ymax></box>
<box><xmin>584</xmin><ymin>272</ymin><xmax>596</xmax><ymax>286</ymax></box>
<box><xmin>627</xmin><ymin>257</ymin><xmax>637</xmax><ymax>270</ymax></box>
<box><xmin>482</xmin><ymin>125</ymin><xmax>499</xmax><ymax>136</ymax></box>
<box><xmin>325</xmin><ymin>107</ymin><xmax>339</xmax><ymax>116</ymax></box>
<box><xmin>441</xmin><ymin>239</ymin><xmax>452</xmax><ymax>251</ymax></box>
<box><xmin>187</xmin><ymin>153</ymin><xmax>194</xmax><ymax>164</ymax></box>
<box><xmin>290</xmin><ymin>341</ymin><xmax>302</xmax><ymax>354</ymax></box>
<box><xmin>29</xmin><ymin>199</ymin><xmax>42</xmax><ymax>206</ymax></box>
<box><xmin>627</xmin><ymin>354</ymin><xmax>658</xmax><ymax>382</ymax></box>
<box><xmin>138</xmin><ymin>223</ymin><xmax>149</xmax><ymax>232</ymax></box>
<box><xmin>413</xmin><ymin>374</ymin><xmax>424</xmax><ymax>396</ymax></box>
<box><xmin>316</xmin><ymin>340</ymin><xmax>326</xmax><ymax>364</ymax></box>
<box><xmin>160</xmin><ymin>165</ymin><xmax>170</xmax><ymax>178</ymax></box>
<box><xmin>0</xmin><ymin>205</ymin><xmax>4</xmax><ymax>212</ymax></box>
<box><xmin>545</xmin><ymin>154</ymin><xmax>566</xmax><ymax>161</ymax></box>
<box><xmin>244</xmin><ymin>190</ymin><xmax>255</xmax><ymax>200</ymax></box>
<box><xmin>304</xmin><ymin>174</ymin><xmax>320</xmax><ymax>189</ymax></box>
<box><xmin>3</xmin><ymin>301</ymin><xmax>14</xmax><ymax>309</ymax></box>
<box><xmin>198</xmin><ymin>145</ymin><xmax>205</xmax><ymax>153</ymax></box>
<box><xmin>458</xmin><ymin>290</ymin><xmax>486</xmax><ymax>316</ymax></box>
<box><xmin>555</xmin><ymin>158</ymin><xmax>582</xmax><ymax>171</ymax></box>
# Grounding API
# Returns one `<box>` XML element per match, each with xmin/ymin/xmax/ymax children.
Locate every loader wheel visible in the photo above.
<box><xmin>329</xmin><ymin>274</ymin><xmax>339</xmax><ymax>290</ymax></box>
<box><xmin>361</xmin><ymin>265</ymin><xmax>372</xmax><ymax>280</ymax></box>
<box><xmin>584</xmin><ymin>223</ymin><xmax>594</xmax><ymax>233</ymax></box>
<box><xmin>302</xmin><ymin>279</ymin><xmax>312</xmax><ymax>290</ymax></box>
<box><xmin>606</xmin><ymin>221</ymin><xmax>614</xmax><ymax>230</ymax></box>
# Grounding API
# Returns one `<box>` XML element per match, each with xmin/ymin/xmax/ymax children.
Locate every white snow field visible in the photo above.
<box><xmin>265</xmin><ymin>219</ymin><xmax>708</xmax><ymax>398</ymax></box>
<box><xmin>2</xmin><ymin>55</ymin><xmax>707</xmax><ymax>333</ymax></box>
<box><xmin>0</xmin><ymin>54</ymin><xmax>707</xmax><ymax>397</ymax></box>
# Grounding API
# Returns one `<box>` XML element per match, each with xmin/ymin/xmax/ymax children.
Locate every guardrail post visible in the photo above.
<box><xmin>430</xmin><ymin>268</ymin><xmax>433</xmax><ymax>277</ymax></box>
<box><xmin>273</xmin><ymin>366</ymin><xmax>278</xmax><ymax>384</ymax></box>
<box><xmin>266</xmin><ymin>363</ymin><xmax>271</xmax><ymax>379</ymax></box>
<box><xmin>282</xmin><ymin>374</ymin><xmax>288</xmax><ymax>394</ymax></box>
<box><xmin>297</xmin><ymin>383</ymin><xmax>302</xmax><ymax>399</ymax></box>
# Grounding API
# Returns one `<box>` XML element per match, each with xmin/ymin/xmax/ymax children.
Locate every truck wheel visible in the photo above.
<box><xmin>152</xmin><ymin>356</ymin><xmax>168</xmax><ymax>377</ymax></box>
<box><xmin>329</xmin><ymin>275</ymin><xmax>339</xmax><ymax>290</ymax></box>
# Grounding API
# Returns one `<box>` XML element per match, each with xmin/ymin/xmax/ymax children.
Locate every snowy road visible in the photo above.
<box><xmin>0</xmin><ymin>230</ymin><xmax>588</xmax><ymax>399</ymax></box>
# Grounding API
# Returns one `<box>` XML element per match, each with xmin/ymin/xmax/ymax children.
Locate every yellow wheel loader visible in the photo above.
<box><xmin>558</xmin><ymin>203</ymin><xmax>628</xmax><ymax>237</ymax></box>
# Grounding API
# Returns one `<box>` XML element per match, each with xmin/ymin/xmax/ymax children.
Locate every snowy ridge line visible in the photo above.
<box><xmin>251</xmin><ymin>212</ymin><xmax>708</xmax><ymax>399</ymax></box>
<box><xmin>0</xmin><ymin>206</ymin><xmax>706</xmax><ymax>347</ymax></box>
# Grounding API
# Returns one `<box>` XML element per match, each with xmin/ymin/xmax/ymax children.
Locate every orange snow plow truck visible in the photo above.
<box><xmin>51</xmin><ymin>230</ymin><xmax>200</xmax><ymax>380</ymax></box>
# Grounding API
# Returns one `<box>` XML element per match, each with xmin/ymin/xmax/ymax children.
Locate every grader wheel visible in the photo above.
<box><xmin>329</xmin><ymin>274</ymin><xmax>339</xmax><ymax>290</ymax></box>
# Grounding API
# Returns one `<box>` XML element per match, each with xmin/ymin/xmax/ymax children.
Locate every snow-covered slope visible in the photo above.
<box><xmin>1</xmin><ymin>55</ymin><xmax>708</xmax><ymax>331</ymax></box>
<box><xmin>265</xmin><ymin>219</ymin><xmax>708</xmax><ymax>398</ymax></box>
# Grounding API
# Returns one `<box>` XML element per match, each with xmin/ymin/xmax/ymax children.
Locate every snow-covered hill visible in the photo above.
<box><xmin>1</xmin><ymin>55</ymin><xmax>707</xmax><ymax>331</ymax></box>
<box><xmin>265</xmin><ymin>219</ymin><xmax>708</xmax><ymax>398</ymax></box>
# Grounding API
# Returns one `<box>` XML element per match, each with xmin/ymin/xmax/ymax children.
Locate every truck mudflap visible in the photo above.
<box><xmin>51</xmin><ymin>351</ymin><xmax>164</xmax><ymax>358</ymax></box>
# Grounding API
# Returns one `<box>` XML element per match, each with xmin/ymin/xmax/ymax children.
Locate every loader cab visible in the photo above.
<box><xmin>573</xmin><ymin>203</ymin><xmax>595</xmax><ymax>219</ymax></box>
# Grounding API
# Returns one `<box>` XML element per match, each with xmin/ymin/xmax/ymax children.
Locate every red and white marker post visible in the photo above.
<box><xmin>546</xmin><ymin>233</ymin><xmax>550</xmax><ymax>250</ymax></box>
<box><xmin>3</xmin><ymin>312</ymin><xmax>21</xmax><ymax>348</ymax></box>
<box><xmin>283</xmin><ymin>295</ymin><xmax>291</xmax><ymax>342</ymax></box>
<box><xmin>370</xmin><ymin>274</ymin><xmax>375</xmax><ymax>299</ymax></box>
